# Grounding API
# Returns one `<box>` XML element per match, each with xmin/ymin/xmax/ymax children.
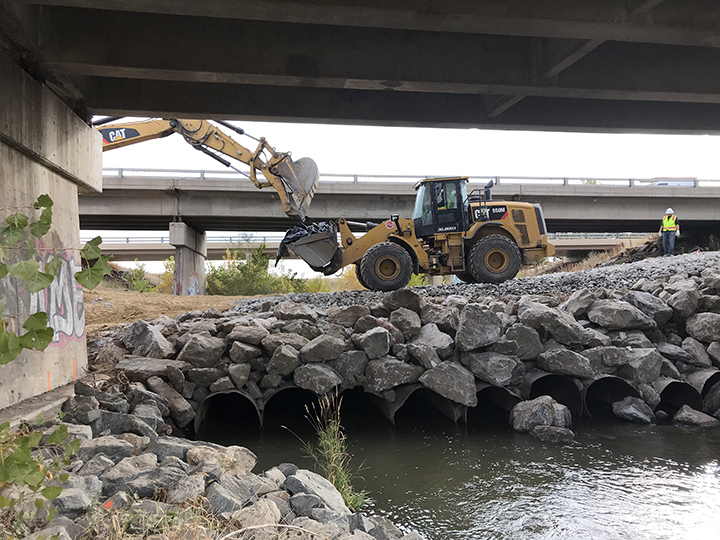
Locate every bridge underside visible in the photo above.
<box><xmin>4</xmin><ymin>1</ymin><xmax>720</xmax><ymax>133</ymax></box>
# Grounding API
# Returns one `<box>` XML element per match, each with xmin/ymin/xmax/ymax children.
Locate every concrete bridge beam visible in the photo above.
<box><xmin>169</xmin><ymin>222</ymin><xmax>206</xmax><ymax>296</ymax></box>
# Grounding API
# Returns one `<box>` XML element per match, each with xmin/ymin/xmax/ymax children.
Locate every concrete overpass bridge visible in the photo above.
<box><xmin>79</xmin><ymin>169</ymin><xmax>720</xmax><ymax>235</ymax></box>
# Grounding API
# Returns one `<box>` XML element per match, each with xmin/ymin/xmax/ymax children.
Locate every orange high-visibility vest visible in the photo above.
<box><xmin>662</xmin><ymin>214</ymin><xmax>678</xmax><ymax>231</ymax></box>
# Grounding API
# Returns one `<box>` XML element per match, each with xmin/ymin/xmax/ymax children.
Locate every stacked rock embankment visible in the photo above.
<box><xmin>29</xmin><ymin>252</ymin><xmax>720</xmax><ymax>538</ymax></box>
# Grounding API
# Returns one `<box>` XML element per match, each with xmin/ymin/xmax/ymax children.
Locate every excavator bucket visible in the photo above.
<box><xmin>275</xmin><ymin>157</ymin><xmax>320</xmax><ymax>219</ymax></box>
<box><xmin>278</xmin><ymin>221</ymin><xmax>340</xmax><ymax>270</ymax></box>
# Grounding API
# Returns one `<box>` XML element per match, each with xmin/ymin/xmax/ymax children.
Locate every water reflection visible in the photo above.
<box><xmin>198</xmin><ymin>395</ymin><xmax>720</xmax><ymax>540</ymax></box>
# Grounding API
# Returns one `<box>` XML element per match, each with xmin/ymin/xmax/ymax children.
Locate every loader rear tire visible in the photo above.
<box><xmin>469</xmin><ymin>235</ymin><xmax>521</xmax><ymax>284</ymax></box>
<box><xmin>455</xmin><ymin>273</ymin><xmax>477</xmax><ymax>284</ymax></box>
<box><xmin>360</xmin><ymin>242</ymin><xmax>413</xmax><ymax>292</ymax></box>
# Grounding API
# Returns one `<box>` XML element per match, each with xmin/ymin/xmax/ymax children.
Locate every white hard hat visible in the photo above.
<box><xmin>666</xmin><ymin>208</ymin><xmax>674</xmax><ymax>214</ymax></box>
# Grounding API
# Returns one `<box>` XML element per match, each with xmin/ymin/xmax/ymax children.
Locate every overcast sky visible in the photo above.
<box><xmin>101</xmin><ymin>119</ymin><xmax>720</xmax><ymax>180</ymax></box>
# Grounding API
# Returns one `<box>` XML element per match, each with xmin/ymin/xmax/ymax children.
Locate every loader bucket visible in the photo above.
<box><xmin>286</xmin><ymin>227</ymin><xmax>339</xmax><ymax>269</ymax></box>
<box><xmin>275</xmin><ymin>157</ymin><xmax>320</xmax><ymax>220</ymax></box>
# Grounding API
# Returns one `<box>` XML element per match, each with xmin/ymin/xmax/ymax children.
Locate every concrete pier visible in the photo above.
<box><xmin>0</xmin><ymin>51</ymin><xmax>101</xmax><ymax>409</ymax></box>
<box><xmin>170</xmin><ymin>222</ymin><xmax>206</xmax><ymax>296</ymax></box>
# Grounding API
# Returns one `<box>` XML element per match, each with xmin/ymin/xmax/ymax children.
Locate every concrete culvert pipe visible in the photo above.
<box><xmin>195</xmin><ymin>390</ymin><xmax>262</xmax><ymax>441</ymax></box>
<box><xmin>684</xmin><ymin>368</ymin><xmax>720</xmax><ymax>397</ymax></box>
<box><xmin>652</xmin><ymin>377</ymin><xmax>703</xmax><ymax>416</ymax></box>
<box><xmin>522</xmin><ymin>370</ymin><xmax>583</xmax><ymax>416</ymax></box>
<box><xmin>467</xmin><ymin>382</ymin><xmax>522</xmax><ymax>426</ymax></box>
<box><xmin>583</xmin><ymin>376</ymin><xmax>641</xmax><ymax>418</ymax></box>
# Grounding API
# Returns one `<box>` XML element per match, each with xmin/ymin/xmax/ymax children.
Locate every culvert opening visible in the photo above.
<box><xmin>263</xmin><ymin>387</ymin><xmax>321</xmax><ymax>438</ymax></box>
<box><xmin>528</xmin><ymin>374</ymin><xmax>583</xmax><ymax>416</ymax></box>
<box><xmin>392</xmin><ymin>387</ymin><xmax>456</xmax><ymax>426</ymax></box>
<box><xmin>195</xmin><ymin>391</ymin><xmax>261</xmax><ymax>445</ymax></box>
<box><xmin>467</xmin><ymin>386</ymin><xmax>521</xmax><ymax>426</ymax></box>
<box><xmin>655</xmin><ymin>382</ymin><xmax>703</xmax><ymax>416</ymax></box>
<box><xmin>584</xmin><ymin>377</ymin><xmax>640</xmax><ymax>418</ymax></box>
<box><xmin>337</xmin><ymin>387</ymin><xmax>386</xmax><ymax>432</ymax></box>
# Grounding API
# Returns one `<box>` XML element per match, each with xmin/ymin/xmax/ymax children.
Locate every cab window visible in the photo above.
<box><xmin>412</xmin><ymin>184</ymin><xmax>433</xmax><ymax>226</ymax></box>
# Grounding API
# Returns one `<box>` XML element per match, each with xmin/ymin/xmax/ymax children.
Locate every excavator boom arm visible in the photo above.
<box><xmin>96</xmin><ymin>118</ymin><xmax>319</xmax><ymax>220</ymax></box>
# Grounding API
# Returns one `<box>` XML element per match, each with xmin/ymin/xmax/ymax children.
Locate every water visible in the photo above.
<box><xmin>200</xmin><ymin>393</ymin><xmax>720</xmax><ymax>540</ymax></box>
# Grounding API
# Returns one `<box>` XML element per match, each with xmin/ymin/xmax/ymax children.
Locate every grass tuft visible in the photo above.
<box><xmin>303</xmin><ymin>393</ymin><xmax>367</xmax><ymax>511</ymax></box>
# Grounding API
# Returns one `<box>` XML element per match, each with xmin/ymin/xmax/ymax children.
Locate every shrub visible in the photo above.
<box><xmin>156</xmin><ymin>256</ymin><xmax>175</xmax><ymax>294</ymax></box>
<box><xmin>127</xmin><ymin>260</ymin><xmax>156</xmax><ymax>292</ymax></box>
<box><xmin>206</xmin><ymin>245</ymin><xmax>307</xmax><ymax>296</ymax></box>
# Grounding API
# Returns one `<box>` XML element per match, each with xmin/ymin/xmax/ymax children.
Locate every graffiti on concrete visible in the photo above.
<box><xmin>187</xmin><ymin>272</ymin><xmax>200</xmax><ymax>296</ymax></box>
<box><xmin>30</xmin><ymin>252</ymin><xmax>85</xmax><ymax>347</ymax></box>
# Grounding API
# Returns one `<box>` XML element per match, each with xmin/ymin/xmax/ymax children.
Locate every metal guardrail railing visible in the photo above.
<box><xmin>101</xmin><ymin>168</ymin><xmax>720</xmax><ymax>188</ymax></box>
<box><xmin>84</xmin><ymin>232</ymin><xmax>650</xmax><ymax>246</ymax></box>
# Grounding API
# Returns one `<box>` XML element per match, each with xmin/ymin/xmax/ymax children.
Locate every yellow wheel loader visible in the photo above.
<box><xmin>95</xmin><ymin>117</ymin><xmax>319</xmax><ymax>220</ymax></box>
<box><xmin>281</xmin><ymin>177</ymin><xmax>554</xmax><ymax>291</ymax></box>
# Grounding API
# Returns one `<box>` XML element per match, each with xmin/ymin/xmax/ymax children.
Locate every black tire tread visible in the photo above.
<box><xmin>468</xmin><ymin>235</ymin><xmax>522</xmax><ymax>284</ymax></box>
<box><xmin>360</xmin><ymin>242</ymin><xmax>413</xmax><ymax>292</ymax></box>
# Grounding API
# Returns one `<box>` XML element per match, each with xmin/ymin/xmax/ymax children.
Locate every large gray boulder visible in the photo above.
<box><xmin>682</xmin><ymin>337</ymin><xmax>713</xmax><ymax>367</ymax></box>
<box><xmin>708</xmin><ymin>342</ymin><xmax>720</xmax><ymax>366</ymax></box>
<box><xmin>115</xmin><ymin>357</ymin><xmax>192</xmax><ymax>383</ymax></box>
<box><xmin>657</xmin><ymin>342</ymin><xmax>696</xmax><ymax>364</ymax></box>
<box><xmin>510</xmin><ymin>396</ymin><xmax>572</xmax><ymax>433</ymax></box>
<box><xmin>581</xmin><ymin>346</ymin><xmax>627</xmax><ymax>373</ymax></box>
<box><xmin>560</xmin><ymin>288</ymin><xmax>596</xmax><ymax>318</ymax></box>
<box><xmin>229</xmin><ymin>341</ymin><xmax>263</xmax><ymax>363</ymax></box>
<box><xmin>537</xmin><ymin>349</ymin><xmax>594</xmax><ymax>378</ymax></box>
<box><xmin>673</xmin><ymin>405</ymin><xmax>720</xmax><ymax>427</ymax></box>
<box><xmin>284</xmin><ymin>469</ymin><xmax>351</xmax><ymax>516</ymax></box>
<box><xmin>587</xmin><ymin>300</ymin><xmax>656</xmax><ymax>331</ymax></box>
<box><xmin>293</xmin><ymin>364</ymin><xmax>343</xmax><ymax>395</ymax></box>
<box><xmin>188</xmin><ymin>367</ymin><xmax>224</xmax><ymax>388</ymax></box>
<box><xmin>100</xmin><ymin>453</ymin><xmax>158</xmax><ymax>496</ymax></box>
<box><xmin>77</xmin><ymin>436</ymin><xmax>134</xmax><ymax>464</ymax></box>
<box><xmin>420</xmin><ymin>304</ymin><xmax>459</xmax><ymax>336</ymax></box>
<box><xmin>623</xmin><ymin>291</ymin><xmax>674</xmax><ymax>325</ymax></box>
<box><xmin>147</xmin><ymin>376</ymin><xmax>195</xmax><ymax>428</ymax></box>
<box><xmin>615</xmin><ymin>349</ymin><xmax>663</xmax><ymax>384</ymax></box>
<box><xmin>228</xmin><ymin>363</ymin><xmax>251</xmax><ymax>388</ymax></box>
<box><xmin>390</xmin><ymin>308</ymin><xmax>422</xmax><ymax>340</ymax></box>
<box><xmin>328</xmin><ymin>305</ymin><xmax>371</xmax><ymax>328</ymax></box>
<box><xmin>177</xmin><ymin>335</ymin><xmax>227</xmax><ymax>367</ymax></box>
<box><xmin>352</xmin><ymin>327</ymin><xmax>393</xmax><ymax>359</ymax></box>
<box><xmin>506</xmin><ymin>324</ymin><xmax>543</xmax><ymax>361</ymax></box>
<box><xmin>608</xmin><ymin>329</ymin><xmax>654</xmax><ymax>349</ymax></box>
<box><xmin>382</xmin><ymin>288</ymin><xmax>423</xmax><ymax>313</ymax></box>
<box><xmin>518</xmin><ymin>300</ymin><xmax>593</xmax><ymax>346</ymax></box>
<box><xmin>166</xmin><ymin>475</ymin><xmax>206</xmax><ymax>505</ymax></box>
<box><xmin>365</xmin><ymin>358</ymin><xmax>425</xmax><ymax>392</ymax></box>
<box><xmin>612</xmin><ymin>396</ymin><xmax>655</xmax><ymax>424</ymax></box>
<box><xmin>329</xmin><ymin>351</ymin><xmax>369</xmax><ymax>388</ymax></box>
<box><xmin>273</xmin><ymin>301</ymin><xmax>318</xmax><ymax>322</ymax></box>
<box><xmin>267</xmin><ymin>345</ymin><xmax>301</xmax><ymax>376</ymax></box>
<box><xmin>300</xmin><ymin>335</ymin><xmax>346</xmax><ymax>363</ymax></box>
<box><xmin>261</xmin><ymin>333</ymin><xmax>310</xmax><ymax>354</ymax></box>
<box><xmin>226</xmin><ymin>325</ymin><xmax>270</xmax><ymax>346</ymax></box>
<box><xmin>418</xmin><ymin>362</ymin><xmax>478</xmax><ymax>406</ymax></box>
<box><xmin>455</xmin><ymin>304</ymin><xmax>502</xmax><ymax>351</ymax></box>
<box><xmin>408</xmin><ymin>323</ymin><xmax>454</xmax><ymax>358</ymax></box>
<box><xmin>686</xmin><ymin>313</ymin><xmax>720</xmax><ymax>343</ymax></box>
<box><xmin>122</xmin><ymin>320</ymin><xmax>175</xmax><ymax>359</ymax></box>
<box><xmin>407</xmin><ymin>343</ymin><xmax>441</xmax><ymax>369</ymax></box>
<box><xmin>461</xmin><ymin>351</ymin><xmax>524</xmax><ymax>387</ymax></box>
<box><xmin>667</xmin><ymin>289</ymin><xmax>701</xmax><ymax>319</ymax></box>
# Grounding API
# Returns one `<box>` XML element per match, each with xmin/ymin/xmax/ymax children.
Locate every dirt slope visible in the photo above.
<box><xmin>84</xmin><ymin>285</ymin><xmax>259</xmax><ymax>335</ymax></box>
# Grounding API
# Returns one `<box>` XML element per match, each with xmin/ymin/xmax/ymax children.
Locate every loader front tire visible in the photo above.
<box><xmin>360</xmin><ymin>242</ymin><xmax>413</xmax><ymax>292</ymax></box>
<box><xmin>469</xmin><ymin>235</ymin><xmax>521</xmax><ymax>284</ymax></box>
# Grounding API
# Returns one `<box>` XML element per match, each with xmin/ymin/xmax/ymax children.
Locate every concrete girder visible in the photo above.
<box><xmin>15</xmin><ymin>0</ymin><xmax>720</xmax><ymax>47</ymax></box>
<box><xmin>36</xmin><ymin>9</ymin><xmax>720</xmax><ymax>106</ymax></box>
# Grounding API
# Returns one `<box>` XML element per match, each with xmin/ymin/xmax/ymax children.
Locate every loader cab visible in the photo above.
<box><xmin>412</xmin><ymin>177</ymin><xmax>469</xmax><ymax>238</ymax></box>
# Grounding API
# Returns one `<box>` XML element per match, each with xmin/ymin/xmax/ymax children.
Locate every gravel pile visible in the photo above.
<box><xmin>233</xmin><ymin>252</ymin><xmax>720</xmax><ymax>312</ymax></box>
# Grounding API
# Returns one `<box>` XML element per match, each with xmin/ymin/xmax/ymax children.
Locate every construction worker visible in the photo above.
<box><xmin>659</xmin><ymin>208</ymin><xmax>680</xmax><ymax>256</ymax></box>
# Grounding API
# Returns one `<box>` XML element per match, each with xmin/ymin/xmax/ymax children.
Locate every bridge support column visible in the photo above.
<box><xmin>170</xmin><ymin>222</ymin><xmax>206</xmax><ymax>295</ymax></box>
<box><xmin>0</xmin><ymin>51</ymin><xmax>101</xmax><ymax>408</ymax></box>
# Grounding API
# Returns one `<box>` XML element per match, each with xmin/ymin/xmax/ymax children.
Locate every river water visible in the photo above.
<box><xmin>200</xmin><ymin>392</ymin><xmax>720</xmax><ymax>540</ymax></box>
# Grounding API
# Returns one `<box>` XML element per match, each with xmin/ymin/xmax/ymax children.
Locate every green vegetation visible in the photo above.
<box><xmin>0</xmin><ymin>194</ymin><xmax>108</xmax><ymax>537</ymax></box>
<box><xmin>303</xmin><ymin>393</ymin><xmax>366</xmax><ymax>511</ymax></box>
<box><xmin>206</xmin><ymin>245</ymin><xmax>309</xmax><ymax>296</ymax></box>
<box><xmin>127</xmin><ymin>259</ymin><xmax>156</xmax><ymax>292</ymax></box>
